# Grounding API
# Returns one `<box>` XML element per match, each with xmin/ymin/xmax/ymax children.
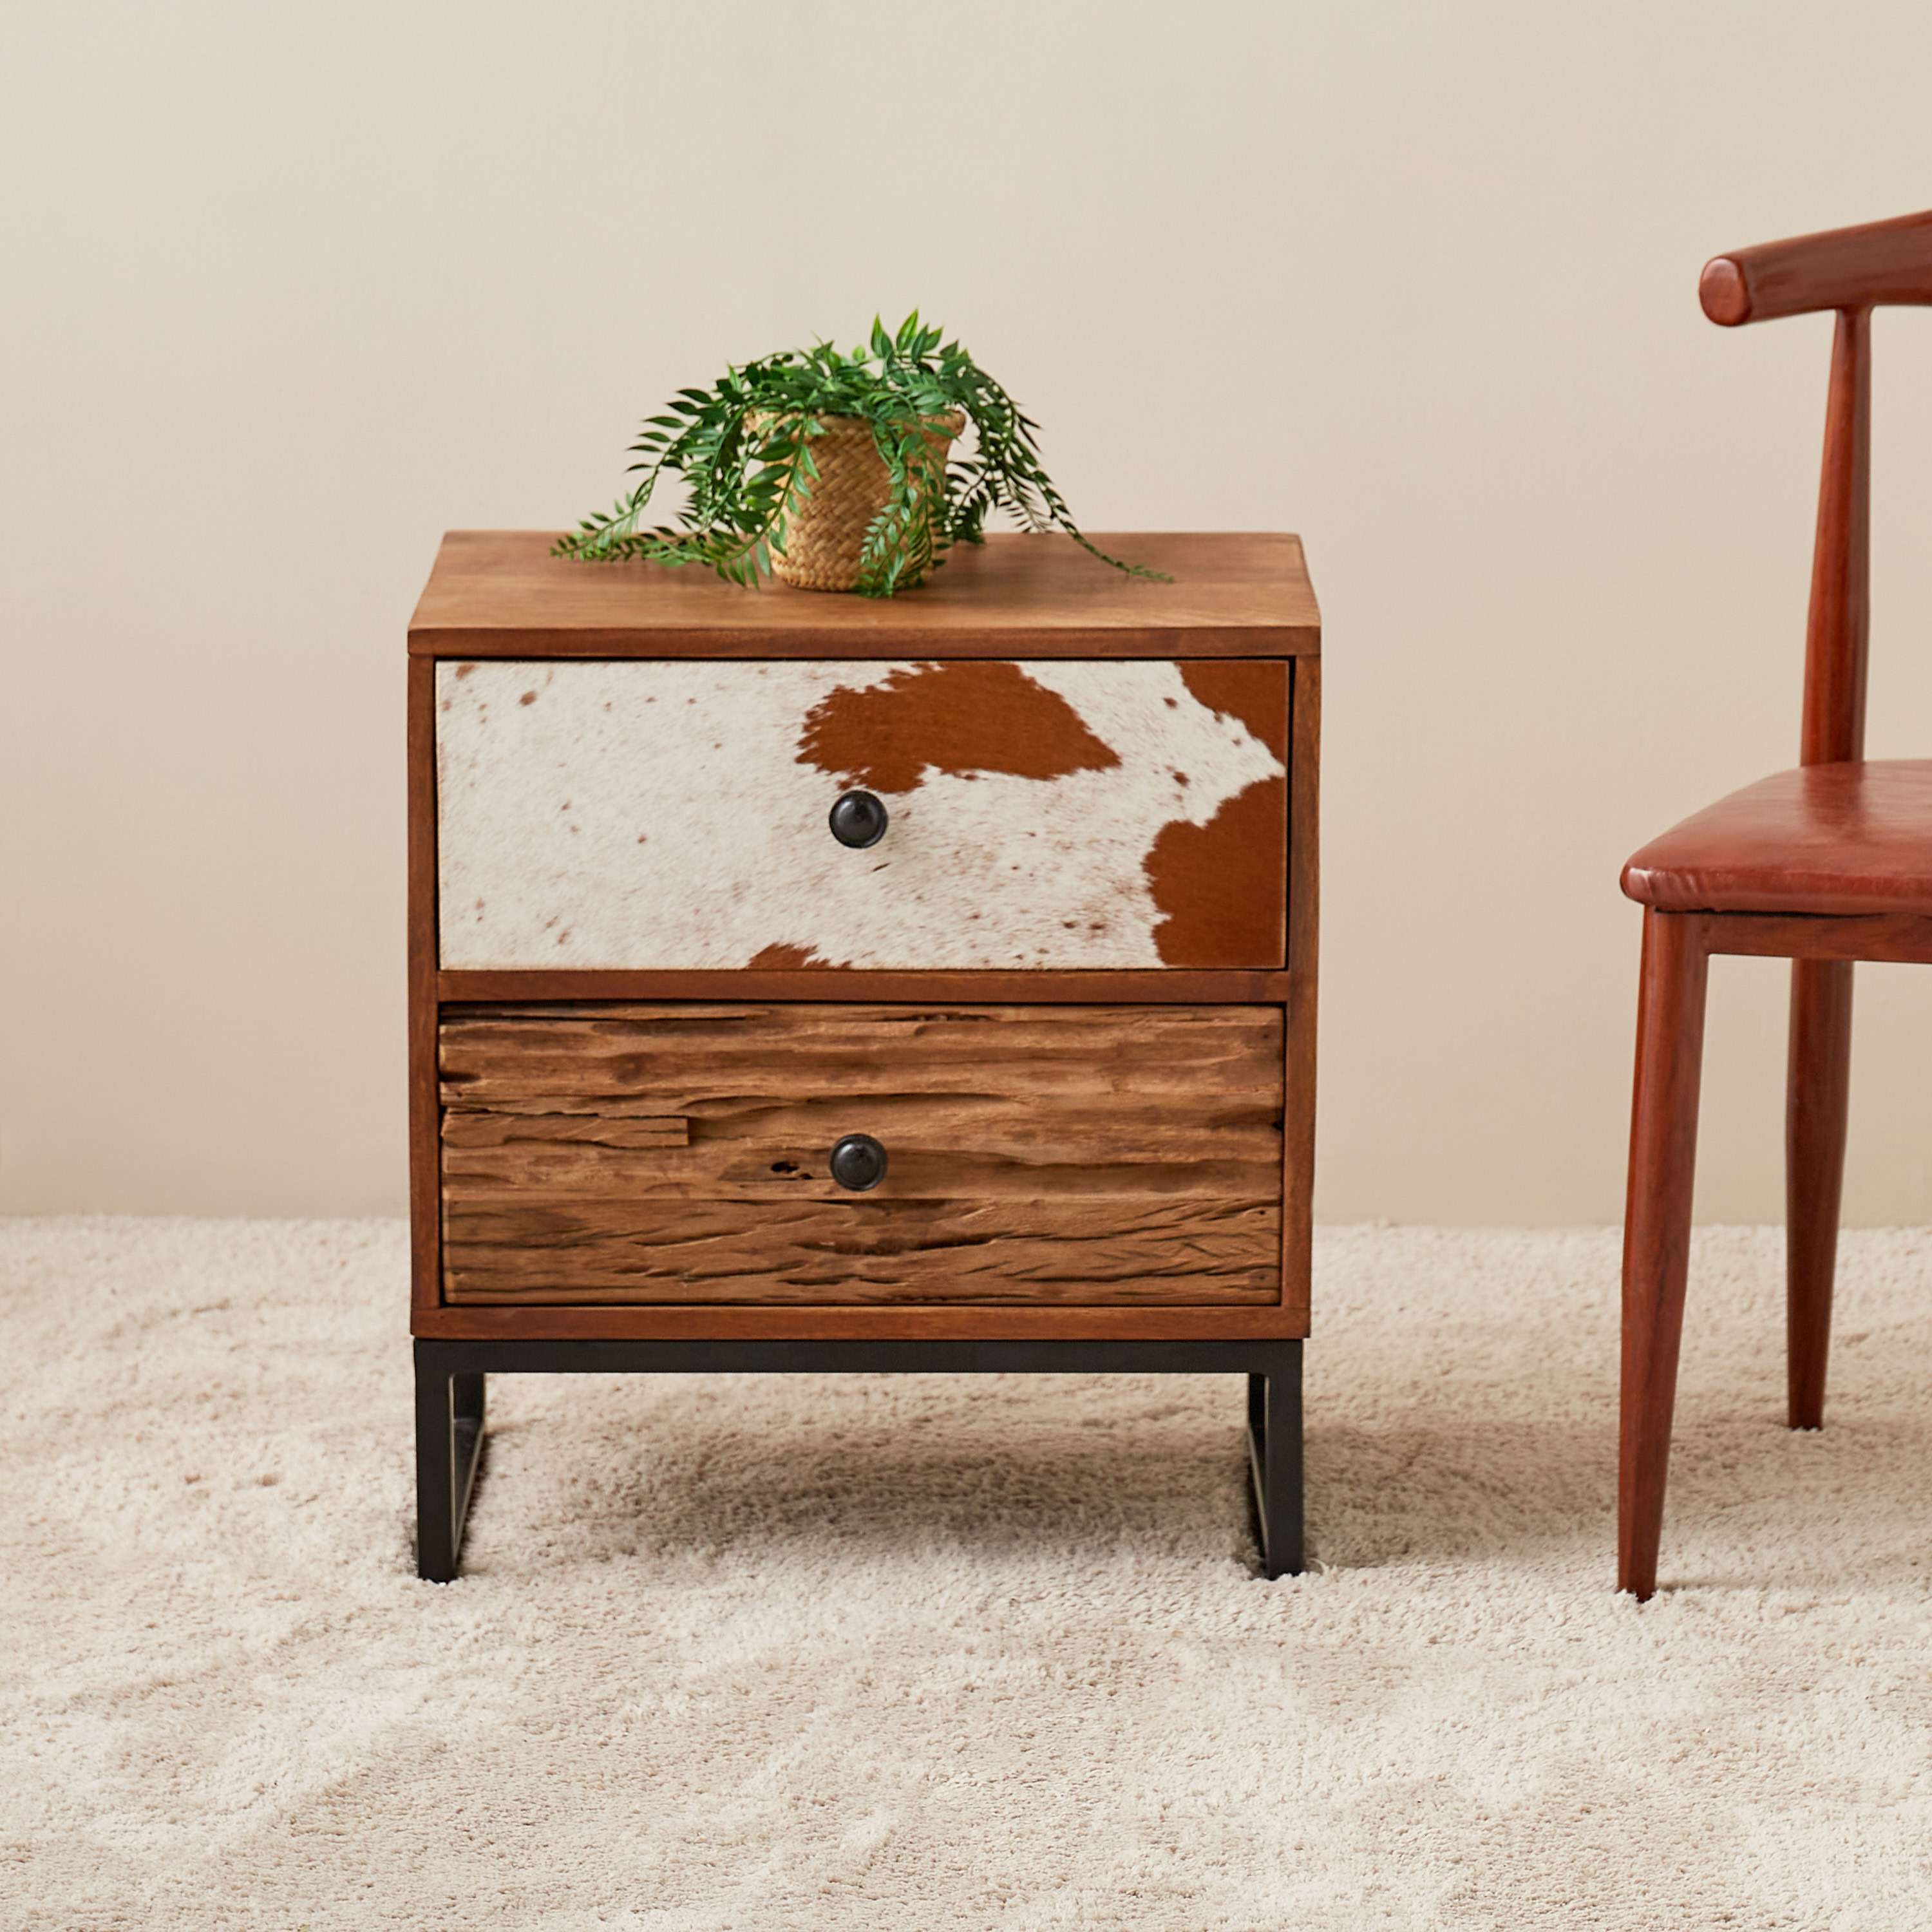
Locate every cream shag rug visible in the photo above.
<box><xmin>5</xmin><ymin>1220</ymin><xmax>1932</xmax><ymax>1929</ymax></box>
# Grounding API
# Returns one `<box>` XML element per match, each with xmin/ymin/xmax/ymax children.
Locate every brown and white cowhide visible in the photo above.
<box><xmin>436</xmin><ymin>659</ymin><xmax>1287</xmax><ymax>969</ymax></box>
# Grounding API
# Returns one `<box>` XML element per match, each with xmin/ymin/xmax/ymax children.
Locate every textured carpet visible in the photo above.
<box><xmin>5</xmin><ymin>1220</ymin><xmax>1932</xmax><ymax>1929</ymax></box>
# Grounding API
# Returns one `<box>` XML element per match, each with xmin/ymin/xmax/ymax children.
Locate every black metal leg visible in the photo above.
<box><xmin>416</xmin><ymin>1344</ymin><xmax>486</xmax><ymax>1582</ymax></box>
<box><xmin>406</xmin><ymin>1338</ymin><xmax>1302</xmax><ymax>1581</ymax></box>
<box><xmin>1247</xmin><ymin>1348</ymin><xmax>1304</xmax><ymax>1578</ymax></box>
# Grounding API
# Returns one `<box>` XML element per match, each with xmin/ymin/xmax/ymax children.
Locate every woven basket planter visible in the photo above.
<box><xmin>767</xmin><ymin>411</ymin><xmax>966</xmax><ymax>592</ymax></box>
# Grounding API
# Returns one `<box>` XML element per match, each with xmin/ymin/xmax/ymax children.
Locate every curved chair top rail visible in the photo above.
<box><xmin>1701</xmin><ymin>209</ymin><xmax>1932</xmax><ymax>326</ymax></box>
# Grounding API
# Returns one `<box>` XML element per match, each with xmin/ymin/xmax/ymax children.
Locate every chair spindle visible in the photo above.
<box><xmin>1801</xmin><ymin>307</ymin><xmax>1871</xmax><ymax>767</ymax></box>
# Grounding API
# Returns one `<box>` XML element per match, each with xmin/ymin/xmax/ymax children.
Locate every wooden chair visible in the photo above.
<box><xmin>1618</xmin><ymin>209</ymin><xmax>1932</xmax><ymax>1600</ymax></box>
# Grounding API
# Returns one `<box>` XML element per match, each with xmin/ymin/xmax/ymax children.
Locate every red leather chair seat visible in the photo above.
<box><xmin>1622</xmin><ymin>759</ymin><xmax>1932</xmax><ymax>915</ymax></box>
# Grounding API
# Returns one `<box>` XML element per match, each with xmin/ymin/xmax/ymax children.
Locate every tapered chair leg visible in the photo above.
<box><xmin>1619</xmin><ymin>911</ymin><xmax>1711</xmax><ymax>1599</ymax></box>
<box><xmin>1786</xmin><ymin>958</ymin><xmax>1853</xmax><ymax>1430</ymax></box>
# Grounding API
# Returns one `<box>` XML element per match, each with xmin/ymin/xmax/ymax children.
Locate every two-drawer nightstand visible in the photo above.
<box><xmin>408</xmin><ymin>532</ymin><xmax>1320</xmax><ymax>1580</ymax></box>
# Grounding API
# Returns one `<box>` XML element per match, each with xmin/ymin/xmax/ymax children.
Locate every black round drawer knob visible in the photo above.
<box><xmin>828</xmin><ymin>790</ymin><xmax>888</xmax><ymax>849</ymax></box>
<box><xmin>829</xmin><ymin>1133</ymin><xmax>888</xmax><ymax>1192</ymax></box>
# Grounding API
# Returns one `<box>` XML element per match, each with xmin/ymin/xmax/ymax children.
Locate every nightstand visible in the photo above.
<box><xmin>407</xmin><ymin>532</ymin><xmax>1320</xmax><ymax>1579</ymax></box>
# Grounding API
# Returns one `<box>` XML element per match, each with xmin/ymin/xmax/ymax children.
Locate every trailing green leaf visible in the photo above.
<box><xmin>553</xmin><ymin>315</ymin><xmax>1168</xmax><ymax>596</ymax></box>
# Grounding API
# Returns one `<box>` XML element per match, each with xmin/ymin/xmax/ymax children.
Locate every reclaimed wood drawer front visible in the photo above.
<box><xmin>440</xmin><ymin>1003</ymin><xmax>1285</xmax><ymax>1305</ymax></box>
<box><xmin>436</xmin><ymin>659</ymin><xmax>1287</xmax><ymax>971</ymax></box>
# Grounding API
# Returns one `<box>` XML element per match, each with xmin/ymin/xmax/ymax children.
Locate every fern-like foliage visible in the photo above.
<box><xmin>554</xmin><ymin>314</ymin><xmax>1166</xmax><ymax>597</ymax></box>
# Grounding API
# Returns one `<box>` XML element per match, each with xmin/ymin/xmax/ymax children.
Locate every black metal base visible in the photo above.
<box><xmin>414</xmin><ymin>1336</ymin><xmax>1304</xmax><ymax>1582</ymax></box>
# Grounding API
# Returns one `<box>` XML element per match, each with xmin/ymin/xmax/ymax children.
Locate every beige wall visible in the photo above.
<box><xmin>5</xmin><ymin>1</ymin><xmax>1931</xmax><ymax>1222</ymax></box>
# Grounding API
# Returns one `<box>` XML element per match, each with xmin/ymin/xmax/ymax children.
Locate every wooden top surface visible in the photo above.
<box><xmin>408</xmin><ymin>531</ymin><xmax>1320</xmax><ymax>659</ymax></box>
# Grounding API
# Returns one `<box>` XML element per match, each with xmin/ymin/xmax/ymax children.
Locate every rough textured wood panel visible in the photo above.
<box><xmin>408</xmin><ymin>531</ymin><xmax>1321</xmax><ymax>659</ymax></box>
<box><xmin>444</xmin><ymin>1135</ymin><xmax>1274</xmax><ymax>1200</ymax></box>
<box><xmin>440</xmin><ymin>1003</ymin><xmax>1284</xmax><ymax>1306</ymax></box>
<box><xmin>442</xmin><ymin>1107</ymin><xmax>689</xmax><ymax>1148</ymax></box>
<box><xmin>435</xmin><ymin>658</ymin><xmax>1286</xmax><ymax>971</ymax></box>
<box><xmin>444</xmin><ymin>1200</ymin><xmax>1280</xmax><ymax>1304</ymax></box>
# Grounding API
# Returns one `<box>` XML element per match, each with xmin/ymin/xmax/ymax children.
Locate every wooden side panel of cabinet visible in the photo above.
<box><xmin>408</xmin><ymin>656</ymin><xmax>442</xmax><ymax>1316</ymax></box>
<box><xmin>1283</xmin><ymin>656</ymin><xmax>1320</xmax><ymax>1329</ymax></box>
<box><xmin>439</xmin><ymin>1003</ymin><xmax>1285</xmax><ymax>1306</ymax></box>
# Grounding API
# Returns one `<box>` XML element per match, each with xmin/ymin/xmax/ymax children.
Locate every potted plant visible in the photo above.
<box><xmin>554</xmin><ymin>313</ymin><xmax>1164</xmax><ymax>597</ymax></box>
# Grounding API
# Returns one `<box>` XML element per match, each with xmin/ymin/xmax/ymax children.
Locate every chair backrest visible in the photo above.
<box><xmin>1700</xmin><ymin>210</ymin><xmax>1932</xmax><ymax>767</ymax></box>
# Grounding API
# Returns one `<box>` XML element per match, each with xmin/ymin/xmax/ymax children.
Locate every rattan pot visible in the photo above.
<box><xmin>766</xmin><ymin>411</ymin><xmax>965</xmax><ymax>592</ymax></box>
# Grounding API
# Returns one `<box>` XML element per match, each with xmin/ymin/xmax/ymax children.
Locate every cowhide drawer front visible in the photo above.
<box><xmin>435</xmin><ymin>658</ymin><xmax>1287</xmax><ymax>971</ymax></box>
<box><xmin>439</xmin><ymin>1002</ymin><xmax>1285</xmax><ymax>1305</ymax></box>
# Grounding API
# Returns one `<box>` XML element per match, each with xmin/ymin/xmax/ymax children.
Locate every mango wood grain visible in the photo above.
<box><xmin>445</xmin><ymin>1108</ymin><xmax>690</xmax><ymax>1145</ymax></box>
<box><xmin>445</xmin><ymin>1200</ymin><xmax>1280</xmax><ymax>1305</ymax></box>
<box><xmin>439</xmin><ymin>969</ymin><xmax>1294</xmax><ymax>1004</ymax></box>
<box><xmin>408</xmin><ymin>658</ymin><xmax>442</xmax><ymax>1315</ymax></box>
<box><xmin>408</xmin><ymin>532</ymin><xmax>1321</xmax><ymax>659</ymax></box>
<box><xmin>440</xmin><ymin>1003</ymin><xmax>1284</xmax><ymax>1307</ymax></box>
<box><xmin>441</xmin><ymin>1002</ymin><xmax>1283</xmax><ymax>1103</ymax></box>
<box><xmin>443</xmin><ymin>1132</ymin><xmax>1278</xmax><ymax>1200</ymax></box>
<box><xmin>413</xmin><ymin>1302</ymin><xmax>1310</xmax><ymax>1341</ymax></box>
